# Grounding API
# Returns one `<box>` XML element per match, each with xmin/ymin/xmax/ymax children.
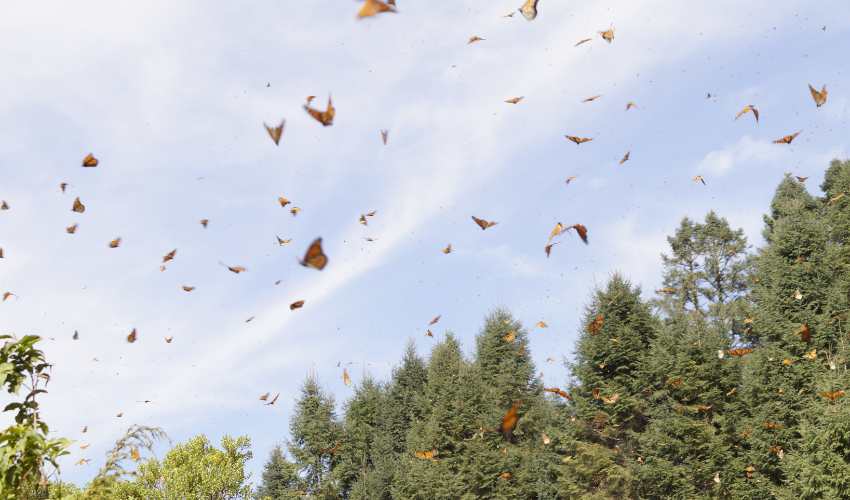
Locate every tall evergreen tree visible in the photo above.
<box><xmin>334</xmin><ymin>376</ymin><xmax>386</xmax><ymax>498</ymax></box>
<box><xmin>287</xmin><ymin>375</ymin><xmax>344</xmax><ymax>498</ymax></box>
<box><xmin>257</xmin><ymin>445</ymin><xmax>302</xmax><ymax>499</ymax></box>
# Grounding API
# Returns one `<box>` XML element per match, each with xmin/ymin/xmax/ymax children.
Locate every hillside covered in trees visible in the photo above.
<box><xmin>5</xmin><ymin>160</ymin><xmax>850</xmax><ymax>498</ymax></box>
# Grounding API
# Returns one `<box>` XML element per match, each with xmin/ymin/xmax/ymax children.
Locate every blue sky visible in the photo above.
<box><xmin>1</xmin><ymin>0</ymin><xmax>849</xmax><ymax>487</ymax></box>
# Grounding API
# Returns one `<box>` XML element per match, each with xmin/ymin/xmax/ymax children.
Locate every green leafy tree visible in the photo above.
<box><xmin>256</xmin><ymin>445</ymin><xmax>302</xmax><ymax>499</ymax></box>
<box><xmin>114</xmin><ymin>434</ymin><xmax>253</xmax><ymax>499</ymax></box>
<box><xmin>0</xmin><ymin>335</ymin><xmax>70</xmax><ymax>500</ymax></box>
<box><xmin>287</xmin><ymin>375</ymin><xmax>343</xmax><ymax>498</ymax></box>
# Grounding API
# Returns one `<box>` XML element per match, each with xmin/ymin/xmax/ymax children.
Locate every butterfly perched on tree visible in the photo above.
<box><xmin>500</xmin><ymin>401</ymin><xmax>522</xmax><ymax>441</ymax></box>
<box><xmin>727</xmin><ymin>348</ymin><xmax>753</xmax><ymax>357</ymax></box>
<box><xmin>587</xmin><ymin>314</ymin><xmax>604</xmax><ymax>334</ymax></box>
<box><xmin>299</xmin><ymin>238</ymin><xmax>328</xmax><ymax>270</ymax></box>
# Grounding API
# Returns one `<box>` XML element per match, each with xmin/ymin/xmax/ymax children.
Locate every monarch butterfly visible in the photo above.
<box><xmin>727</xmin><ymin>348</ymin><xmax>753</xmax><ymax>357</ymax></box>
<box><xmin>66</xmin><ymin>223</ymin><xmax>78</xmax><ymax>234</ymax></box>
<box><xmin>278</xmin><ymin>196</ymin><xmax>290</xmax><ymax>207</ymax></box>
<box><xmin>544</xmin><ymin>387</ymin><xmax>572</xmax><ymax>400</ymax></box>
<box><xmin>290</xmin><ymin>300</ymin><xmax>305</xmax><ymax>310</ymax></box>
<box><xmin>299</xmin><ymin>238</ymin><xmax>328</xmax><ymax>270</ymax></box>
<box><xmin>501</xmin><ymin>401</ymin><xmax>522</xmax><ymax>441</ymax></box>
<box><xmin>798</xmin><ymin>323</ymin><xmax>811</xmax><ymax>343</ymax></box>
<box><xmin>762</xmin><ymin>421</ymin><xmax>783</xmax><ymax>430</ymax></box>
<box><xmin>773</xmin><ymin>131</ymin><xmax>801</xmax><ymax>144</ymax></box>
<box><xmin>565</xmin><ymin>135</ymin><xmax>592</xmax><ymax>145</ymax></box>
<box><xmin>182</xmin><ymin>285</ymin><xmax>195</xmax><ymax>292</ymax></box>
<box><xmin>588</xmin><ymin>313</ymin><xmax>604</xmax><ymax>334</ymax></box>
<box><xmin>414</xmin><ymin>449</ymin><xmax>437</xmax><ymax>460</ymax></box>
<box><xmin>619</xmin><ymin>151</ymin><xmax>630</xmax><ymax>165</ymax></box>
<box><xmin>127</xmin><ymin>328</ymin><xmax>137</xmax><ymax>343</ymax></box>
<box><xmin>583</xmin><ymin>95</ymin><xmax>602</xmax><ymax>103</ymax></box>
<box><xmin>625</xmin><ymin>101</ymin><xmax>637</xmax><ymax>110</ymax></box>
<box><xmin>200</xmin><ymin>219</ymin><xmax>209</xmax><ymax>228</ymax></box>
<box><xmin>468</xmin><ymin>35</ymin><xmax>485</xmax><ymax>44</ymax></box>
<box><xmin>536</xmin><ymin>320</ymin><xmax>548</xmax><ymax>328</ymax></box>
<box><xmin>82</xmin><ymin>153</ymin><xmax>98</xmax><ymax>167</ymax></box>
<box><xmin>818</xmin><ymin>390</ymin><xmax>845</xmax><ymax>401</ymax></box>
<box><xmin>380</xmin><ymin>129</ymin><xmax>389</xmax><ymax>145</ymax></box>
<box><xmin>471</xmin><ymin>216</ymin><xmax>497</xmax><ymax>230</ymax></box>
<box><xmin>734</xmin><ymin>104</ymin><xmax>759</xmax><ymax>123</ymax></box>
<box><xmin>575</xmin><ymin>38</ymin><xmax>592</xmax><ymax>47</ymax></box>
<box><xmin>263</xmin><ymin>119</ymin><xmax>285</xmax><ymax>145</ymax></box>
<box><xmin>109</xmin><ymin>237</ymin><xmax>122</xmax><ymax>248</ymax></box>
<box><xmin>505</xmin><ymin>96</ymin><xmax>524</xmax><ymax>104</ymax></box>
<box><xmin>357</xmin><ymin>0</ymin><xmax>396</xmax><ymax>18</ymax></box>
<box><xmin>72</xmin><ymin>197</ymin><xmax>85</xmax><ymax>213</ymax></box>
<box><xmin>60</xmin><ymin>182</ymin><xmax>68</xmax><ymax>192</ymax></box>
<box><xmin>519</xmin><ymin>0</ymin><xmax>538</xmax><ymax>20</ymax></box>
<box><xmin>808</xmin><ymin>84</ymin><xmax>827</xmax><ymax>107</ymax></box>
<box><xmin>304</xmin><ymin>96</ymin><xmax>335</xmax><ymax>126</ymax></box>
<box><xmin>276</xmin><ymin>236</ymin><xmax>292</xmax><ymax>246</ymax></box>
<box><xmin>503</xmin><ymin>330</ymin><xmax>516</xmax><ymax>343</ymax></box>
<box><xmin>600</xmin><ymin>27</ymin><xmax>615</xmax><ymax>43</ymax></box>
<box><xmin>442</xmin><ymin>244</ymin><xmax>452</xmax><ymax>254</ymax></box>
<box><xmin>428</xmin><ymin>315</ymin><xmax>441</xmax><ymax>326</ymax></box>
<box><xmin>162</xmin><ymin>249</ymin><xmax>177</xmax><ymax>263</ymax></box>
<box><xmin>343</xmin><ymin>368</ymin><xmax>352</xmax><ymax>386</ymax></box>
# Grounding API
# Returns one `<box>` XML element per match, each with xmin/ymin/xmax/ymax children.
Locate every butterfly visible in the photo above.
<box><xmin>656</xmin><ymin>287</ymin><xmax>676</xmax><ymax>294</ymax></box>
<box><xmin>734</xmin><ymin>104</ymin><xmax>759</xmax><ymax>124</ymax></box>
<box><xmin>82</xmin><ymin>153</ymin><xmax>99</xmax><ymax>167</ymax></box>
<box><xmin>602</xmin><ymin>393</ymin><xmax>620</xmax><ymax>404</ymax></box>
<box><xmin>304</xmin><ymin>96</ymin><xmax>335</xmax><ymax>126</ymax></box>
<box><xmin>782</xmin><ymin>358</ymin><xmax>793</xmax><ymax>366</ymax></box>
<box><xmin>442</xmin><ymin>243</ymin><xmax>452</xmax><ymax>254</ymax></box>
<box><xmin>795</xmin><ymin>176</ymin><xmax>808</xmax><ymax>182</ymax></box>
<box><xmin>414</xmin><ymin>449</ymin><xmax>438</xmax><ymax>460</ymax></box>
<box><xmin>500</xmin><ymin>401</ymin><xmax>522</xmax><ymax>441</ymax></box>
<box><xmin>727</xmin><ymin>348</ymin><xmax>753</xmax><ymax>357</ymax></box>
<box><xmin>505</xmin><ymin>96</ymin><xmax>524</xmax><ymax>104</ymax></box>
<box><xmin>358</xmin><ymin>0</ymin><xmax>396</xmax><ymax>18</ymax></box>
<box><xmin>2</xmin><ymin>292</ymin><xmax>15</xmax><ymax>301</ymax></box>
<box><xmin>565</xmin><ymin>135</ymin><xmax>592</xmax><ymax>145</ymax></box>
<box><xmin>343</xmin><ymin>368</ymin><xmax>352</xmax><ymax>386</ymax></box>
<box><xmin>565</xmin><ymin>176</ymin><xmax>577</xmax><ymax>184</ymax></box>
<box><xmin>693</xmin><ymin>175</ymin><xmax>706</xmax><ymax>185</ymax></box>
<box><xmin>425</xmin><ymin>329</ymin><xmax>434</xmax><ymax>337</ymax></box>
<box><xmin>65</xmin><ymin>223</ymin><xmax>78</xmax><ymax>234</ymax></box>
<box><xmin>625</xmin><ymin>101</ymin><xmax>637</xmax><ymax>110</ymax></box>
<box><xmin>773</xmin><ymin>131</ymin><xmax>801</xmax><ymax>144</ymax></box>
<box><xmin>109</xmin><ymin>237</ymin><xmax>122</xmax><ymax>248</ymax></box>
<box><xmin>536</xmin><ymin>321</ymin><xmax>548</xmax><ymax>328</ymax></box>
<box><xmin>277</xmin><ymin>236</ymin><xmax>292</xmax><ymax>246</ymax></box>
<box><xmin>429</xmin><ymin>315</ymin><xmax>441</xmax><ymax>326</ymax></box>
<box><xmin>804</xmin><ymin>349</ymin><xmax>817</xmax><ymax>360</ymax></box>
<box><xmin>503</xmin><ymin>331</ymin><xmax>516</xmax><ymax>343</ymax></box>
<box><xmin>468</xmin><ymin>35</ymin><xmax>485</xmax><ymax>44</ymax></box>
<box><xmin>549</xmin><ymin>222</ymin><xmax>565</xmax><ymax>241</ymax></box>
<box><xmin>200</xmin><ymin>219</ymin><xmax>209</xmax><ymax>228</ymax></box>
<box><xmin>60</xmin><ymin>182</ymin><xmax>69</xmax><ymax>193</ymax></box>
<box><xmin>574</xmin><ymin>38</ymin><xmax>592</xmax><ymax>47</ymax></box>
<box><xmin>0</xmin><ymin>247</ymin><xmax>3</xmax><ymax>258</ymax></box>
<box><xmin>226</xmin><ymin>264</ymin><xmax>246</xmax><ymax>274</ymax></box>
<box><xmin>290</xmin><ymin>207</ymin><xmax>301</xmax><ymax>216</ymax></box>
<box><xmin>762</xmin><ymin>421</ymin><xmax>783</xmax><ymax>430</ymax></box>
<box><xmin>380</xmin><ymin>129</ymin><xmax>389</xmax><ymax>145</ymax></box>
<box><xmin>72</xmin><ymin>197</ymin><xmax>86</xmax><ymax>213</ymax></box>
<box><xmin>116</xmin><ymin>412</ymin><xmax>123</xmax><ymax>418</ymax></box>
<box><xmin>127</xmin><ymin>328</ymin><xmax>138</xmax><ymax>343</ymax></box>
<box><xmin>582</xmin><ymin>95</ymin><xmax>602</xmax><ymax>103</ymax></box>
<box><xmin>130</xmin><ymin>448</ymin><xmax>141</xmax><ymax>462</ymax></box>
<box><xmin>259</xmin><ymin>392</ymin><xmax>269</xmax><ymax>401</ymax></box>
<box><xmin>587</xmin><ymin>314</ymin><xmax>604</xmax><ymax>334</ymax></box>
<box><xmin>599</xmin><ymin>27</ymin><xmax>615</xmax><ymax>43</ymax></box>
<box><xmin>299</xmin><ymin>238</ymin><xmax>328</xmax><ymax>270</ymax></box>
<box><xmin>182</xmin><ymin>285</ymin><xmax>195</xmax><ymax>292</ymax></box>
<box><xmin>290</xmin><ymin>300</ymin><xmax>305</xmax><ymax>310</ymax></box>
<box><xmin>544</xmin><ymin>242</ymin><xmax>558</xmax><ymax>257</ymax></box>
<box><xmin>79</xmin><ymin>443</ymin><xmax>89</xmax><ymax>449</ymax></box>
<box><xmin>568</xmin><ymin>224</ymin><xmax>588</xmax><ymax>244</ymax></box>
<box><xmin>471</xmin><ymin>216</ymin><xmax>497</xmax><ymax>230</ymax></box>
<box><xmin>165</xmin><ymin>336</ymin><xmax>173</xmax><ymax>343</ymax></box>
<box><xmin>808</xmin><ymin>84</ymin><xmax>827</xmax><ymax>107</ymax></box>
<box><xmin>162</xmin><ymin>249</ymin><xmax>177</xmax><ymax>263</ymax></box>
<box><xmin>544</xmin><ymin>387</ymin><xmax>572</xmax><ymax>400</ymax></box>
<box><xmin>499</xmin><ymin>472</ymin><xmax>512</xmax><ymax>481</ymax></box>
<box><xmin>75</xmin><ymin>458</ymin><xmax>91</xmax><ymax>466</ymax></box>
<box><xmin>519</xmin><ymin>0</ymin><xmax>538</xmax><ymax>20</ymax></box>
<box><xmin>619</xmin><ymin>151</ymin><xmax>630</xmax><ymax>165</ymax></box>
<box><xmin>264</xmin><ymin>119</ymin><xmax>285</xmax><ymax>145</ymax></box>
<box><xmin>266</xmin><ymin>393</ymin><xmax>280</xmax><ymax>405</ymax></box>
<box><xmin>819</xmin><ymin>390</ymin><xmax>845</xmax><ymax>401</ymax></box>
<box><xmin>73</xmin><ymin>330</ymin><xmax>79</xmax><ymax>340</ymax></box>
<box><xmin>798</xmin><ymin>323</ymin><xmax>811</xmax><ymax>343</ymax></box>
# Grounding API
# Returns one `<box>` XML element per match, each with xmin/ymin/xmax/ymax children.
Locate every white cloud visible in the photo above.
<box><xmin>697</xmin><ymin>135</ymin><xmax>784</xmax><ymax>176</ymax></box>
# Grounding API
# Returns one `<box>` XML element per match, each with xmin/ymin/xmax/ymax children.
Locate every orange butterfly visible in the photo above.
<box><xmin>734</xmin><ymin>104</ymin><xmax>759</xmax><ymax>124</ymax></box>
<box><xmin>565</xmin><ymin>135</ymin><xmax>592</xmax><ymax>145</ymax></box>
<box><xmin>773</xmin><ymin>131</ymin><xmax>801</xmax><ymax>144</ymax></box>
<box><xmin>182</xmin><ymin>285</ymin><xmax>195</xmax><ymax>292</ymax></box>
<box><xmin>304</xmin><ymin>96</ymin><xmax>335</xmax><ymax>126</ymax></box>
<box><xmin>587</xmin><ymin>314</ymin><xmax>604</xmax><ymax>334</ymax></box>
<box><xmin>200</xmin><ymin>219</ymin><xmax>209</xmax><ymax>228</ymax></box>
<box><xmin>762</xmin><ymin>421</ymin><xmax>783</xmax><ymax>430</ymax></box>
<box><xmin>442</xmin><ymin>243</ymin><xmax>452</xmax><ymax>254</ymax></box>
<box><xmin>127</xmin><ymin>328</ymin><xmax>138</xmax><ymax>343</ymax></box>
<box><xmin>727</xmin><ymin>348</ymin><xmax>753</xmax><ymax>357</ymax></box>
<box><xmin>569</xmin><ymin>224</ymin><xmax>588</xmax><ymax>244</ymax></box>
<box><xmin>60</xmin><ymin>182</ymin><xmax>69</xmax><ymax>193</ymax></box>
<box><xmin>819</xmin><ymin>390</ymin><xmax>845</xmax><ymax>401</ymax></box>
<box><xmin>72</xmin><ymin>197</ymin><xmax>85</xmax><ymax>213</ymax></box>
<box><xmin>501</xmin><ymin>401</ymin><xmax>522</xmax><ymax>440</ymax></box>
<box><xmin>429</xmin><ymin>315</ymin><xmax>441</xmax><ymax>326</ymax></box>
<box><xmin>130</xmin><ymin>447</ymin><xmax>141</xmax><ymax>462</ymax></box>
<box><xmin>808</xmin><ymin>84</ymin><xmax>827</xmax><ymax>107</ymax></box>
<box><xmin>162</xmin><ymin>249</ymin><xmax>177</xmax><ymax>263</ymax></box>
<box><xmin>343</xmin><ymin>368</ymin><xmax>352</xmax><ymax>386</ymax></box>
<box><xmin>796</xmin><ymin>176</ymin><xmax>808</xmax><ymax>182</ymax></box>
<box><xmin>503</xmin><ymin>331</ymin><xmax>516</xmax><ymax>343</ymax></box>
<box><xmin>544</xmin><ymin>387</ymin><xmax>572</xmax><ymax>400</ymax></box>
<box><xmin>0</xmin><ymin>201</ymin><xmax>8</xmax><ymax>210</ymax></box>
<box><xmin>471</xmin><ymin>216</ymin><xmax>497</xmax><ymax>230</ymax></box>
<box><xmin>277</xmin><ymin>236</ymin><xmax>292</xmax><ymax>246</ymax></box>
<box><xmin>505</xmin><ymin>96</ymin><xmax>524</xmax><ymax>104</ymax></box>
<box><xmin>625</xmin><ymin>101</ymin><xmax>637</xmax><ymax>111</ymax></box>
<box><xmin>264</xmin><ymin>119</ymin><xmax>285</xmax><ymax>145</ymax></box>
<box><xmin>299</xmin><ymin>238</ymin><xmax>328</xmax><ymax>270</ymax></box>
<box><xmin>425</xmin><ymin>329</ymin><xmax>434</xmax><ymax>337</ymax></box>
<box><xmin>599</xmin><ymin>27</ymin><xmax>614</xmax><ymax>43</ymax></box>
<box><xmin>278</xmin><ymin>196</ymin><xmax>291</xmax><ymax>208</ymax></box>
<box><xmin>66</xmin><ymin>223</ymin><xmax>78</xmax><ymax>234</ymax></box>
<box><xmin>290</xmin><ymin>300</ymin><xmax>305</xmax><ymax>310</ymax></box>
<box><xmin>519</xmin><ymin>0</ymin><xmax>538</xmax><ymax>20</ymax></box>
<box><xmin>619</xmin><ymin>151</ymin><xmax>630</xmax><ymax>165</ymax></box>
<box><xmin>109</xmin><ymin>237</ymin><xmax>122</xmax><ymax>248</ymax></box>
<box><xmin>798</xmin><ymin>323</ymin><xmax>811</xmax><ymax>343</ymax></box>
<box><xmin>82</xmin><ymin>153</ymin><xmax>99</xmax><ymax>167</ymax></box>
<box><xmin>536</xmin><ymin>320</ymin><xmax>548</xmax><ymax>328</ymax></box>
<box><xmin>499</xmin><ymin>472</ymin><xmax>512</xmax><ymax>481</ymax></box>
<box><xmin>693</xmin><ymin>175</ymin><xmax>706</xmax><ymax>185</ymax></box>
<box><xmin>468</xmin><ymin>35</ymin><xmax>485</xmax><ymax>44</ymax></box>
<box><xmin>358</xmin><ymin>0</ymin><xmax>396</xmax><ymax>18</ymax></box>
<box><xmin>414</xmin><ymin>449</ymin><xmax>438</xmax><ymax>460</ymax></box>
<box><xmin>165</xmin><ymin>336</ymin><xmax>174</xmax><ymax>343</ymax></box>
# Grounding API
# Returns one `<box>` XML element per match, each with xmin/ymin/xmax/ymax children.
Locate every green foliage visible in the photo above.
<box><xmin>83</xmin><ymin>425</ymin><xmax>167</xmax><ymax>498</ymax></box>
<box><xmin>113</xmin><ymin>434</ymin><xmax>253</xmax><ymax>499</ymax></box>
<box><xmin>0</xmin><ymin>335</ymin><xmax>70</xmax><ymax>500</ymax></box>
<box><xmin>257</xmin><ymin>446</ymin><xmax>302</xmax><ymax>499</ymax></box>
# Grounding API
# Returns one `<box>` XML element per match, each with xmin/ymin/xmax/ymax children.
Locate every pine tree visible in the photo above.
<box><xmin>257</xmin><ymin>445</ymin><xmax>302</xmax><ymax>499</ymax></box>
<box><xmin>334</xmin><ymin>376</ymin><xmax>386</xmax><ymax>497</ymax></box>
<box><xmin>287</xmin><ymin>375</ymin><xmax>343</xmax><ymax>498</ymax></box>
